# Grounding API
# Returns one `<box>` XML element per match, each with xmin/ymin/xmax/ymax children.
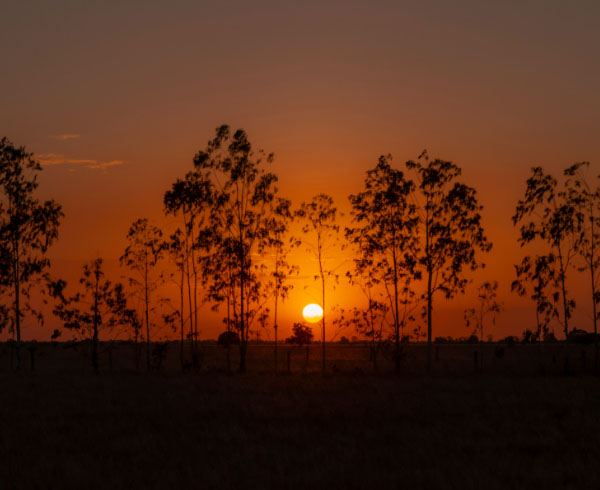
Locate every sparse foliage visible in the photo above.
<box><xmin>120</xmin><ymin>218</ymin><xmax>166</xmax><ymax>371</ymax></box>
<box><xmin>407</xmin><ymin>151</ymin><xmax>491</xmax><ymax>372</ymax></box>
<box><xmin>296</xmin><ymin>194</ymin><xmax>340</xmax><ymax>373</ymax></box>
<box><xmin>0</xmin><ymin>137</ymin><xmax>63</xmax><ymax>369</ymax></box>
<box><xmin>50</xmin><ymin>258</ymin><xmax>129</xmax><ymax>373</ymax></box>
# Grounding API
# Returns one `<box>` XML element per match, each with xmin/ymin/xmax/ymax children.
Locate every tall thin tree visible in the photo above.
<box><xmin>297</xmin><ymin>194</ymin><xmax>340</xmax><ymax>374</ymax></box>
<box><xmin>407</xmin><ymin>151</ymin><xmax>491</xmax><ymax>373</ymax></box>
<box><xmin>194</xmin><ymin>125</ymin><xmax>280</xmax><ymax>373</ymax></box>
<box><xmin>120</xmin><ymin>218</ymin><xmax>166</xmax><ymax>371</ymax></box>
<box><xmin>347</xmin><ymin>155</ymin><xmax>419</xmax><ymax>371</ymax></box>
<box><xmin>0</xmin><ymin>137</ymin><xmax>63</xmax><ymax>369</ymax></box>
<box><xmin>51</xmin><ymin>258</ymin><xmax>128</xmax><ymax>374</ymax></box>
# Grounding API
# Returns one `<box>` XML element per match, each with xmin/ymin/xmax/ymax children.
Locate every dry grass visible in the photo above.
<box><xmin>1</xmin><ymin>371</ymin><xmax>600</xmax><ymax>489</ymax></box>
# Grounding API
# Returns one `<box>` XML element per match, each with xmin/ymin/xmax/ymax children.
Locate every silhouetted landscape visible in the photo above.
<box><xmin>2</xmin><ymin>1</ymin><xmax>600</xmax><ymax>488</ymax></box>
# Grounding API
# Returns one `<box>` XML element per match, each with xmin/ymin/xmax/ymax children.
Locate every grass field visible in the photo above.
<box><xmin>1</xmin><ymin>370</ymin><xmax>600</xmax><ymax>489</ymax></box>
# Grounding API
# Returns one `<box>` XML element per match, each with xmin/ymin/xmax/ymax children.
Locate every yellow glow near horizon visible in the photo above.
<box><xmin>302</xmin><ymin>304</ymin><xmax>323</xmax><ymax>323</ymax></box>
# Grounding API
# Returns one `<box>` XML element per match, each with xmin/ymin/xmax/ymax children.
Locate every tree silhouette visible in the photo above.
<box><xmin>264</xmin><ymin>197</ymin><xmax>298</xmax><ymax>372</ymax></box>
<box><xmin>164</xmin><ymin>229</ymin><xmax>189</xmax><ymax>369</ymax></box>
<box><xmin>464</xmin><ymin>281</ymin><xmax>503</xmax><ymax>342</ymax></box>
<box><xmin>297</xmin><ymin>194</ymin><xmax>340</xmax><ymax>374</ymax></box>
<box><xmin>194</xmin><ymin>124</ymin><xmax>280</xmax><ymax>373</ymax></box>
<box><xmin>286</xmin><ymin>322</ymin><xmax>314</xmax><ymax>346</ymax></box>
<box><xmin>564</xmin><ymin>161</ymin><xmax>600</xmax><ymax>367</ymax></box>
<box><xmin>513</xmin><ymin>167</ymin><xmax>580</xmax><ymax>344</ymax></box>
<box><xmin>164</xmin><ymin>170</ymin><xmax>213</xmax><ymax>366</ymax></box>
<box><xmin>512</xmin><ymin>254</ymin><xmax>557</xmax><ymax>342</ymax></box>
<box><xmin>50</xmin><ymin>258</ymin><xmax>128</xmax><ymax>374</ymax></box>
<box><xmin>0</xmin><ymin>137</ymin><xmax>63</xmax><ymax>369</ymax></box>
<box><xmin>347</xmin><ymin>155</ymin><xmax>419</xmax><ymax>371</ymax></box>
<box><xmin>406</xmin><ymin>151</ymin><xmax>491</xmax><ymax>372</ymax></box>
<box><xmin>120</xmin><ymin>218</ymin><xmax>166</xmax><ymax>371</ymax></box>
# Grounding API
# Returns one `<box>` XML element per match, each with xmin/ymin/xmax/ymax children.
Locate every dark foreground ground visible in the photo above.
<box><xmin>1</xmin><ymin>372</ymin><xmax>600</xmax><ymax>490</ymax></box>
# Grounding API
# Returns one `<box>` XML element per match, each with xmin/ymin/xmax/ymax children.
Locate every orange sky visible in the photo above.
<box><xmin>1</xmin><ymin>1</ymin><xmax>600</xmax><ymax>341</ymax></box>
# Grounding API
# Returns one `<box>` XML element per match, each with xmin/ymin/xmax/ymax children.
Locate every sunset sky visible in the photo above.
<box><xmin>2</xmin><ymin>0</ymin><xmax>600</xmax><ymax>340</ymax></box>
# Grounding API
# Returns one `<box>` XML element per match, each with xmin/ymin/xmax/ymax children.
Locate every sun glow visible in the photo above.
<box><xmin>302</xmin><ymin>303</ymin><xmax>323</xmax><ymax>323</ymax></box>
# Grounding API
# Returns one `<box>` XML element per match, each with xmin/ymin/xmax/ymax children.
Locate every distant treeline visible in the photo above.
<box><xmin>1</xmin><ymin>128</ymin><xmax>599</xmax><ymax>374</ymax></box>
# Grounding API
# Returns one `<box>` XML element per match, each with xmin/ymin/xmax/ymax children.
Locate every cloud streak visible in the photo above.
<box><xmin>50</xmin><ymin>134</ymin><xmax>81</xmax><ymax>140</ymax></box>
<box><xmin>36</xmin><ymin>153</ymin><xmax>125</xmax><ymax>170</ymax></box>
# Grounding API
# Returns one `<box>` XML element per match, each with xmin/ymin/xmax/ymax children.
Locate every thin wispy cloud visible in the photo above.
<box><xmin>87</xmin><ymin>160</ymin><xmax>125</xmax><ymax>169</ymax></box>
<box><xmin>36</xmin><ymin>153</ymin><xmax>125</xmax><ymax>170</ymax></box>
<box><xmin>50</xmin><ymin>134</ymin><xmax>81</xmax><ymax>140</ymax></box>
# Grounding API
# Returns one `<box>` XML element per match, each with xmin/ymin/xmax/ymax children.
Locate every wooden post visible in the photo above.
<box><xmin>287</xmin><ymin>350</ymin><xmax>291</xmax><ymax>373</ymax></box>
<box><xmin>473</xmin><ymin>350</ymin><xmax>478</xmax><ymax>372</ymax></box>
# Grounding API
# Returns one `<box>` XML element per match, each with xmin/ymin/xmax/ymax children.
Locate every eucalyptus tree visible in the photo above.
<box><xmin>164</xmin><ymin>171</ymin><xmax>213</xmax><ymax>366</ymax></box>
<box><xmin>51</xmin><ymin>258</ymin><xmax>128</xmax><ymax>374</ymax></box>
<box><xmin>0</xmin><ymin>137</ymin><xmax>63</xmax><ymax>369</ymax></box>
<box><xmin>296</xmin><ymin>194</ymin><xmax>340</xmax><ymax>374</ymax></box>
<box><xmin>512</xmin><ymin>254</ymin><xmax>557</xmax><ymax>341</ymax></box>
<box><xmin>347</xmin><ymin>155</ymin><xmax>419</xmax><ymax>371</ymax></box>
<box><xmin>120</xmin><ymin>218</ymin><xmax>166</xmax><ymax>371</ymax></box>
<box><xmin>164</xmin><ymin>229</ymin><xmax>188</xmax><ymax>368</ymax></box>
<box><xmin>513</xmin><ymin>166</ymin><xmax>580</xmax><ymax>345</ymax></box>
<box><xmin>194</xmin><ymin>124</ymin><xmax>280</xmax><ymax>373</ymax></box>
<box><xmin>264</xmin><ymin>197</ymin><xmax>298</xmax><ymax>371</ymax></box>
<box><xmin>407</xmin><ymin>151</ymin><xmax>491</xmax><ymax>372</ymax></box>
<box><xmin>564</xmin><ymin>161</ymin><xmax>600</xmax><ymax>366</ymax></box>
<box><xmin>464</xmin><ymin>281</ymin><xmax>503</xmax><ymax>342</ymax></box>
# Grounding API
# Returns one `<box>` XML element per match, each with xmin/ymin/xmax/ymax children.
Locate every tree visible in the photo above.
<box><xmin>564</xmin><ymin>161</ymin><xmax>600</xmax><ymax>367</ymax></box>
<box><xmin>286</xmin><ymin>322</ymin><xmax>314</xmax><ymax>346</ymax></box>
<box><xmin>194</xmin><ymin>124</ymin><xmax>280</xmax><ymax>373</ymax></box>
<box><xmin>120</xmin><ymin>218</ymin><xmax>166</xmax><ymax>371</ymax></box>
<box><xmin>344</xmin><ymin>299</ymin><xmax>389</xmax><ymax>372</ymax></box>
<box><xmin>164</xmin><ymin>229</ymin><xmax>189</xmax><ymax>369</ymax></box>
<box><xmin>264</xmin><ymin>197</ymin><xmax>298</xmax><ymax>372</ymax></box>
<box><xmin>51</xmin><ymin>258</ymin><xmax>128</xmax><ymax>373</ymax></box>
<box><xmin>296</xmin><ymin>194</ymin><xmax>340</xmax><ymax>374</ymax></box>
<box><xmin>347</xmin><ymin>155</ymin><xmax>419</xmax><ymax>371</ymax></box>
<box><xmin>464</xmin><ymin>281</ymin><xmax>503</xmax><ymax>342</ymax></box>
<box><xmin>407</xmin><ymin>151</ymin><xmax>491</xmax><ymax>373</ymax></box>
<box><xmin>512</xmin><ymin>254</ymin><xmax>557</xmax><ymax>342</ymax></box>
<box><xmin>513</xmin><ymin>167</ymin><xmax>580</xmax><ymax>343</ymax></box>
<box><xmin>0</xmin><ymin>137</ymin><xmax>63</xmax><ymax>369</ymax></box>
<box><xmin>164</xmin><ymin>171</ymin><xmax>213</xmax><ymax>366</ymax></box>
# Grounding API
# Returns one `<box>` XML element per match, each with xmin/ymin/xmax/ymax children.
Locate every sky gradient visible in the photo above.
<box><xmin>2</xmin><ymin>0</ymin><xmax>600</xmax><ymax>340</ymax></box>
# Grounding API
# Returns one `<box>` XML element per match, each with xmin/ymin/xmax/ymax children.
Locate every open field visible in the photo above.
<box><xmin>1</xmin><ymin>371</ymin><xmax>600</xmax><ymax>489</ymax></box>
<box><xmin>2</xmin><ymin>341</ymin><xmax>599</xmax><ymax>376</ymax></box>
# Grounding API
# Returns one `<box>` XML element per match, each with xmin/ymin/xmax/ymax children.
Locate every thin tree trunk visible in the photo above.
<box><xmin>13</xmin><ymin>244</ymin><xmax>20</xmax><ymax>371</ymax></box>
<box><xmin>321</xmin><ymin>274</ymin><xmax>326</xmax><ymax>375</ymax></box>
<box><xmin>145</xmin><ymin>261</ymin><xmax>150</xmax><ymax>371</ymax></box>
<box><xmin>239</xmin><ymin>251</ymin><xmax>246</xmax><ymax>373</ymax></box>
<box><xmin>274</xmin><ymin>289</ymin><xmax>278</xmax><ymax>373</ymax></box>
<box><xmin>557</xmin><ymin>248</ymin><xmax>570</xmax><ymax>374</ymax></box>
<box><xmin>393</xmin><ymin>261</ymin><xmax>400</xmax><ymax>373</ymax></box>
<box><xmin>179</xmin><ymin>264</ymin><xmax>185</xmax><ymax>369</ymax></box>
<box><xmin>92</xmin><ymin>276</ymin><xmax>99</xmax><ymax>374</ymax></box>
<box><xmin>427</xmin><ymin>268</ymin><xmax>433</xmax><ymax>373</ymax></box>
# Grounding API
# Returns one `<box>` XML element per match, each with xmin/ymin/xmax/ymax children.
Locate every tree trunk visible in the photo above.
<box><xmin>321</xmin><ymin>274</ymin><xmax>326</xmax><ymax>375</ymax></box>
<box><xmin>145</xmin><ymin>267</ymin><xmax>150</xmax><ymax>372</ymax></box>
<box><xmin>239</xmin><ymin>256</ymin><xmax>246</xmax><ymax>374</ymax></box>
<box><xmin>427</xmin><ymin>268</ymin><xmax>433</xmax><ymax>373</ymax></box>
<box><xmin>274</xmin><ymin>291</ymin><xmax>278</xmax><ymax>373</ymax></box>
<box><xmin>13</xmin><ymin>238</ymin><xmax>21</xmax><ymax>371</ymax></box>
<box><xmin>179</xmin><ymin>265</ymin><xmax>185</xmax><ymax>370</ymax></box>
<box><xmin>592</xmin><ymin>265</ymin><xmax>598</xmax><ymax>370</ymax></box>
<box><xmin>91</xmin><ymin>273</ymin><xmax>100</xmax><ymax>374</ymax></box>
<box><xmin>393</xmin><ymin>270</ymin><xmax>400</xmax><ymax>373</ymax></box>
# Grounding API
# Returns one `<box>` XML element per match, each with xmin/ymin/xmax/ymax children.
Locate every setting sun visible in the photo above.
<box><xmin>302</xmin><ymin>304</ymin><xmax>323</xmax><ymax>323</ymax></box>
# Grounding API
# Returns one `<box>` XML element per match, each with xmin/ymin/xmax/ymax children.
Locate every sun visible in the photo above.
<box><xmin>302</xmin><ymin>303</ymin><xmax>323</xmax><ymax>323</ymax></box>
